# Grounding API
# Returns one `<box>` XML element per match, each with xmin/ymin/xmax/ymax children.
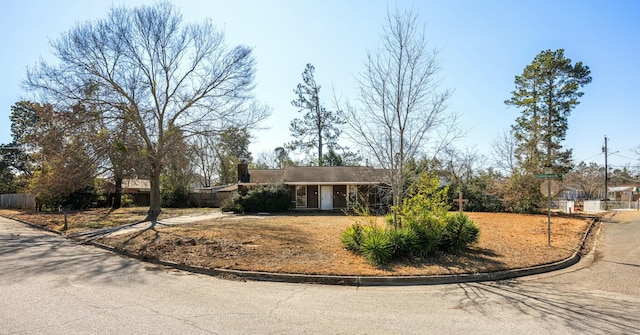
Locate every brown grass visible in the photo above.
<box><xmin>0</xmin><ymin>208</ymin><xmax>598</xmax><ymax>276</ymax></box>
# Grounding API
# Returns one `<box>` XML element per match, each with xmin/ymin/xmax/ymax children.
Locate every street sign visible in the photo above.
<box><xmin>535</xmin><ymin>173</ymin><xmax>563</xmax><ymax>179</ymax></box>
<box><xmin>540</xmin><ymin>180</ymin><xmax>559</xmax><ymax>197</ymax></box>
<box><xmin>535</xmin><ymin>171</ymin><xmax>562</xmax><ymax>247</ymax></box>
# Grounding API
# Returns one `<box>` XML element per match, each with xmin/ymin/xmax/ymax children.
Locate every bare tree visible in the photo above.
<box><xmin>191</xmin><ymin>134</ymin><xmax>218</xmax><ymax>188</ymax></box>
<box><xmin>253</xmin><ymin>150</ymin><xmax>278</xmax><ymax>169</ymax></box>
<box><xmin>340</xmin><ymin>8</ymin><xmax>459</xmax><ymax>227</ymax></box>
<box><xmin>491</xmin><ymin>129</ymin><xmax>518</xmax><ymax>175</ymax></box>
<box><xmin>562</xmin><ymin>162</ymin><xmax>603</xmax><ymax>199</ymax></box>
<box><xmin>191</xmin><ymin>102</ymin><xmax>269</xmax><ymax>187</ymax></box>
<box><xmin>25</xmin><ymin>2</ymin><xmax>265</xmax><ymax>220</ymax></box>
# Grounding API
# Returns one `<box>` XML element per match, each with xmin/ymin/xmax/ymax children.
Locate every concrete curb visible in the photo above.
<box><xmin>0</xmin><ymin>214</ymin><xmax>63</xmax><ymax>235</ymax></box>
<box><xmin>1</xmin><ymin>213</ymin><xmax>600</xmax><ymax>286</ymax></box>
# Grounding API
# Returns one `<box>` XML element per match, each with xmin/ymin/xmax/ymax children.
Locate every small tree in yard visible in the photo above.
<box><xmin>340</xmin><ymin>8</ymin><xmax>460</xmax><ymax>228</ymax></box>
<box><xmin>10</xmin><ymin>101</ymin><xmax>97</xmax><ymax>209</ymax></box>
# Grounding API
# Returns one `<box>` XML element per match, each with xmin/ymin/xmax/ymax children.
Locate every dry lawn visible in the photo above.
<box><xmin>0</xmin><ymin>208</ymin><xmax>599</xmax><ymax>276</ymax></box>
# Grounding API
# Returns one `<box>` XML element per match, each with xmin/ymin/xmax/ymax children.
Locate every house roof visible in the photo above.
<box><xmin>245</xmin><ymin>166</ymin><xmax>387</xmax><ymax>185</ymax></box>
<box><xmin>217</xmin><ymin>184</ymin><xmax>239</xmax><ymax>192</ymax></box>
<box><xmin>102</xmin><ymin>178</ymin><xmax>151</xmax><ymax>193</ymax></box>
<box><xmin>247</xmin><ymin>169</ymin><xmax>285</xmax><ymax>184</ymax></box>
<box><xmin>121</xmin><ymin>179</ymin><xmax>151</xmax><ymax>190</ymax></box>
<box><xmin>608</xmin><ymin>186</ymin><xmax>639</xmax><ymax>192</ymax></box>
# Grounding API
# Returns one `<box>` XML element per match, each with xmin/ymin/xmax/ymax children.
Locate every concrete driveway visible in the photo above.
<box><xmin>1</xmin><ymin>211</ymin><xmax>639</xmax><ymax>334</ymax></box>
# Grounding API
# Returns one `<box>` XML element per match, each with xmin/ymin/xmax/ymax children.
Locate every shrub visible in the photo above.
<box><xmin>221</xmin><ymin>194</ymin><xmax>242</xmax><ymax>212</ymax></box>
<box><xmin>438</xmin><ymin>212</ymin><xmax>480</xmax><ymax>252</ymax></box>
<box><xmin>64</xmin><ymin>185</ymin><xmax>98</xmax><ymax>209</ymax></box>
<box><xmin>403</xmin><ymin>215</ymin><xmax>445</xmax><ymax>257</ymax></box>
<box><xmin>388</xmin><ymin>225</ymin><xmax>418</xmax><ymax>258</ymax></box>
<box><xmin>121</xmin><ymin>194</ymin><xmax>134</xmax><ymax>207</ymax></box>
<box><xmin>341</xmin><ymin>172</ymin><xmax>482</xmax><ymax>265</ymax></box>
<box><xmin>341</xmin><ymin>223</ymin><xmax>365</xmax><ymax>251</ymax></box>
<box><xmin>225</xmin><ymin>184</ymin><xmax>290</xmax><ymax>213</ymax></box>
<box><xmin>360</xmin><ymin>226</ymin><xmax>392</xmax><ymax>265</ymax></box>
<box><xmin>162</xmin><ymin>187</ymin><xmax>190</xmax><ymax>208</ymax></box>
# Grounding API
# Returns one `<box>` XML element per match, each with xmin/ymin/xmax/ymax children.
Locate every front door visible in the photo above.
<box><xmin>321</xmin><ymin>185</ymin><xmax>333</xmax><ymax>210</ymax></box>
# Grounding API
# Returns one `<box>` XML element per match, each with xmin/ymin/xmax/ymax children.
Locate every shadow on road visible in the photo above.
<box><xmin>0</xmin><ymin>228</ymin><xmax>145</xmax><ymax>285</ymax></box>
<box><xmin>455</xmin><ymin>280</ymin><xmax>640</xmax><ymax>334</ymax></box>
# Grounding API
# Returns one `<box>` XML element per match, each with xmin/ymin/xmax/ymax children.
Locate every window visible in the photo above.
<box><xmin>296</xmin><ymin>185</ymin><xmax>307</xmax><ymax>207</ymax></box>
<box><xmin>348</xmin><ymin>185</ymin><xmax>357</xmax><ymax>206</ymax></box>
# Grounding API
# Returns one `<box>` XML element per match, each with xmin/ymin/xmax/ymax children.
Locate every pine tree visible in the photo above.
<box><xmin>288</xmin><ymin>63</ymin><xmax>345</xmax><ymax>166</ymax></box>
<box><xmin>505</xmin><ymin>49</ymin><xmax>591</xmax><ymax>173</ymax></box>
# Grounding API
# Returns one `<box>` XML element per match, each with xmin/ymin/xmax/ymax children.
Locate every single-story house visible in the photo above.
<box><xmin>558</xmin><ymin>185</ymin><xmax>582</xmax><ymax>200</ymax></box>
<box><xmin>191</xmin><ymin>184</ymin><xmax>237</xmax><ymax>207</ymax></box>
<box><xmin>607</xmin><ymin>186</ymin><xmax>640</xmax><ymax>202</ymax></box>
<box><xmin>237</xmin><ymin>164</ymin><xmax>389</xmax><ymax>211</ymax></box>
<box><xmin>103</xmin><ymin>178</ymin><xmax>151</xmax><ymax>207</ymax></box>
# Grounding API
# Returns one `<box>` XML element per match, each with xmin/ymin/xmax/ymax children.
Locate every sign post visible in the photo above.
<box><xmin>535</xmin><ymin>171</ymin><xmax>563</xmax><ymax>247</ymax></box>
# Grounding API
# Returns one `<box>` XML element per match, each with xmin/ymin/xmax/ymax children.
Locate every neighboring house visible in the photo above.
<box><xmin>194</xmin><ymin>184</ymin><xmax>238</xmax><ymax>208</ymax></box>
<box><xmin>237</xmin><ymin>164</ymin><xmax>389</xmax><ymax>211</ymax></box>
<box><xmin>103</xmin><ymin>178</ymin><xmax>151</xmax><ymax>207</ymax></box>
<box><xmin>558</xmin><ymin>184</ymin><xmax>593</xmax><ymax>200</ymax></box>
<box><xmin>607</xmin><ymin>186</ymin><xmax>640</xmax><ymax>202</ymax></box>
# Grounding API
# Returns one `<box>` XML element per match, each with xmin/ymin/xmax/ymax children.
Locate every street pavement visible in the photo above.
<box><xmin>1</xmin><ymin>212</ymin><xmax>639</xmax><ymax>334</ymax></box>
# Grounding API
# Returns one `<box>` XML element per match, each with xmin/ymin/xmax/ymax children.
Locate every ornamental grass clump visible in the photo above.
<box><xmin>341</xmin><ymin>223</ymin><xmax>365</xmax><ymax>251</ymax></box>
<box><xmin>359</xmin><ymin>226</ymin><xmax>393</xmax><ymax>265</ymax></box>
<box><xmin>438</xmin><ymin>212</ymin><xmax>481</xmax><ymax>252</ymax></box>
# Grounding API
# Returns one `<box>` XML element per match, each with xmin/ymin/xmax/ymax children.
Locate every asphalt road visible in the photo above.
<box><xmin>1</xmin><ymin>212</ymin><xmax>639</xmax><ymax>334</ymax></box>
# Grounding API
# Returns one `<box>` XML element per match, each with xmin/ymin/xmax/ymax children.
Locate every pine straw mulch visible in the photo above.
<box><xmin>0</xmin><ymin>208</ymin><xmax>606</xmax><ymax>276</ymax></box>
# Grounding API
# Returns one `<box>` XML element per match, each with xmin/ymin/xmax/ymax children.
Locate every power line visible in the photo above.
<box><xmin>609</xmin><ymin>173</ymin><xmax>640</xmax><ymax>184</ymax></box>
<box><xmin>576</xmin><ymin>151</ymin><xmax>603</xmax><ymax>163</ymax></box>
<box><xmin>610</xmin><ymin>152</ymin><xmax>638</xmax><ymax>161</ymax></box>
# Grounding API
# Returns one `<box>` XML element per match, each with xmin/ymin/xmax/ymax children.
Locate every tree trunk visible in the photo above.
<box><xmin>112</xmin><ymin>176</ymin><xmax>123</xmax><ymax>209</ymax></box>
<box><xmin>146</xmin><ymin>162</ymin><xmax>162</xmax><ymax>221</ymax></box>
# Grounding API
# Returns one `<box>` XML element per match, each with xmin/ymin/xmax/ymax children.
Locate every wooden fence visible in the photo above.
<box><xmin>0</xmin><ymin>194</ymin><xmax>36</xmax><ymax>209</ymax></box>
<box><xmin>189</xmin><ymin>192</ymin><xmax>233</xmax><ymax>208</ymax></box>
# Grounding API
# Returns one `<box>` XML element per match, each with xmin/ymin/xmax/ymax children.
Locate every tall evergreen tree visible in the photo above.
<box><xmin>505</xmin><ymin>49</ymin><xmax>591</xmax><ymax>173</ymax></box>
<box><xmin>288</xmin><ymin>63</ymin><xmax>345</xmax><ymax>166</ymax></box>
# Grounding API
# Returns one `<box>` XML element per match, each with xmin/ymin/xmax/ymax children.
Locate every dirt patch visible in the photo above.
<box><xmin>0</xmin><ymin>207</ymin><xmax>208</xmax><ymax>233</ymax></box>
<box><xmin>0</xmin><ymin>208</ymin><xmax>601</xmax><ymax>276</ymax></box>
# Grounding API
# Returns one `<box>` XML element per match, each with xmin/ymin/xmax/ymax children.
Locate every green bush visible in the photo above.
<box><xmin>341</xmin><ymin>223</ymin><xmax>365</xmax><ymax>251</ymax></box>
<box><xmin>341</xmin><ymin>172</ymin><xmax>482</xmax><ymax>265</ymax></box>
<box><xmin>162</xmin><ymin>187</ymin><xmax>190</xmax><ymax>208</ymax></box>
<box><xmin>121</xmin><ymin>194</ymin><xmax>134</xmax><ymax>207</ymax></box>
<box><xmin>403</xmin><ymin>216</ymin><xmax>444</xmax><ymax>257</ymax></box>
<box><xmin>225</xmin><ymin>184</ymin><xmax>290</xmax><ymax>213</ymax></box>
<box><xmin>388</xmin><ymin>226</ymin><xmax>418</xmax><ymax>258</ymax></box>
<box><xmin>64</xmin><ymin>185</ymin><xmax>98</xmax><ymax>209</ymax></box>
<box><xmin>438</xmin><ymin>212</ymin><xmax>480</xmax><ymax>252</ymax></box>
<box><xmin>360</xmin><ymin>227</ymin><xmax>392</xmax><ymax>265</ymax></box>
<box><xmin>221</xmin><ymin>194</ymin><xmax>242</xmax><ymax>212</ymax></box>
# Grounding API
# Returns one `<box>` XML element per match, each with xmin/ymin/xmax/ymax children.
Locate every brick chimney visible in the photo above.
<box><xmin>238</xmin><ymin>162</ymin><xmax>250</xmax><ymax>183</ymax></box>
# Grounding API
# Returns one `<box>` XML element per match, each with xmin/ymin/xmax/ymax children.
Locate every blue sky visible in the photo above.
<box><xmin>1</xmin><ymin>0</ymin><xmax>639</xmax><ymax>170</ymax></box>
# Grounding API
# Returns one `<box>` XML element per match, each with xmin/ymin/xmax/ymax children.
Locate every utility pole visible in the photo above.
<box><xmin>603</xmin><ymin>135</ymin><xmax>608</xmax><ymax>201</ymax></box>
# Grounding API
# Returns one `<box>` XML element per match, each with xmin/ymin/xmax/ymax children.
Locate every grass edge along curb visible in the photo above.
<box><xmin>2</xmin><ymin>213</ymin><xmax>600</xmax><ymax>287</ymax></box>
<box><xmin>87</xmin><ymin>215</ymin><xmax>600</xmax><ymax>286</ymax></box>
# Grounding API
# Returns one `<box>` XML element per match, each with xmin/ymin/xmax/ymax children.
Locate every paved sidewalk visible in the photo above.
<box><xmin>70</xmin><ymin>211</ymin><xmax>228</xmax><ymax>241</ymax></box>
